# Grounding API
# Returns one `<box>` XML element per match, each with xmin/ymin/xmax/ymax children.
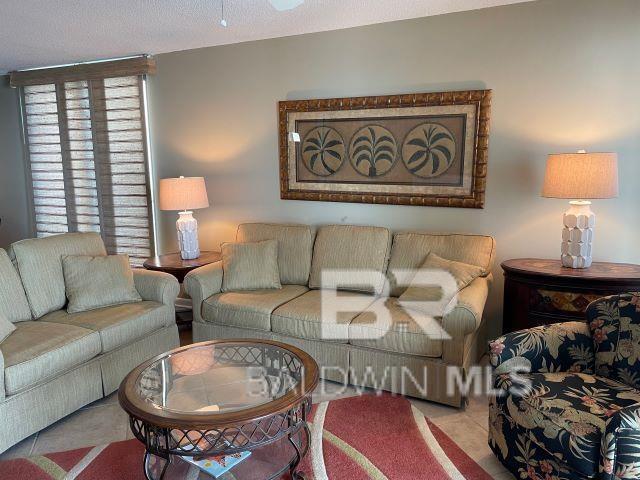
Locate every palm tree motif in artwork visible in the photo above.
<box><xmin>401</xmin><ymin>123</ymin><xmax>456</xmax><ymax>178</ymax></box>
<box><xmin>348</xmin><ymin>125</ymin><xmax>397</xmax><ymax>177</ymax></box>
<box><xmin>301</xmin><ymin>126</ymin><xmax>345</xmax><ymax>176</ymax></box>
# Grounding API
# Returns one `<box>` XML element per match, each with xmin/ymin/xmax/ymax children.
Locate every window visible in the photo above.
<box><xmin>11</xmin><ymin>57</ymin><xmax>156</xmax><ymax>266</ymax></box>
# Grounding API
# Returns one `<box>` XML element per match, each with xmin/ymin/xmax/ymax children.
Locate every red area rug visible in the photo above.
<box><xmin>0</xmin><ymin>394</ymin><xmax>491</xmax><ymax>479</ymax></box>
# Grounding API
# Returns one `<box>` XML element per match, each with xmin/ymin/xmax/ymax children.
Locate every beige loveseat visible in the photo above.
<box><xmin>0</xmin><ymin>232</ymin><xmax>180</xmax><ymax>453</ymax></box>
<box><xmin>186</xmin><ymin>223</ymin><xmax>495</xmax><ymax>407</ymax></box>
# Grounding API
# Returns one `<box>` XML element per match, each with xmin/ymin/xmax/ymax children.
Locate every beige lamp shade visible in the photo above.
<box><xmin>159</xmin><ymin>176</ymin><xmax>210</xmax><ymax>211</ymax></box>
<box><xmin>541</xmin><ymin>152</ymin><xmax>618</xmax><ymax>199</ymax></box>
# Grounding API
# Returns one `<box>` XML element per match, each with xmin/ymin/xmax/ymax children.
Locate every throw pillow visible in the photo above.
<box><xmin>0</xmin><ymin>312</ymin><xmax>16</xmax><ymax>344</ymax></box>
<box><xmin>398</xmin><ymin>253</ymin><xmax>484</xmax><ymax>315</ymax></box>
<box><xmin>221</xmin><ymin>240</ymin><xmax>281</xmax><ymax>292</ymax></box>
<box><xmin>63</xmin><ymin>254</ymin><xmax>142</xmax><ymax>313</ymax></box>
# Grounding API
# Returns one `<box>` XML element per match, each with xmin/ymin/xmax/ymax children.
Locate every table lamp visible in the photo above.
<box><xmin>159</xmin><ymin>176</ymin><xmax>210</xmax><ymax>260</ymax></box>
<box><xmin>541</xmin><ymin>151</ymin><xmax>618</xmax><ymax>268</ymax></box>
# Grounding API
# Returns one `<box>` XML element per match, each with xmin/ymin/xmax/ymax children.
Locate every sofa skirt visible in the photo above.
<box><xmin>193</xmin><ymin>321</ymin><xmax>487</xmax><ymax>407</ymax></box>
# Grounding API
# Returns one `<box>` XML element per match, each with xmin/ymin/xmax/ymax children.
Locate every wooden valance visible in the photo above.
<box><xmin>10</xmin><ymin>56</ymin><xmax>155</xmax><ymax>87</ymax></box>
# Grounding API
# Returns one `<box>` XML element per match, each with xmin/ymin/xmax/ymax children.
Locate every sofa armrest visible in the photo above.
<box><xmin>133</xmin><ymin>269</ymin><xmax>180</xmax><ymax>307</ymax></box>
<box><xmin>184</xmin><ymin>261</ymin><xmax>223</xmax><ymax>324</ymax></box>
<box><xmin>442</xmin><ymin>275</ymin><xmax>490</xmax><ymax>338</ymax></box>
<box><xmin>489</xmin><ymin>321</ymin><xmax>594</xmax><ymax>375</ymax></box>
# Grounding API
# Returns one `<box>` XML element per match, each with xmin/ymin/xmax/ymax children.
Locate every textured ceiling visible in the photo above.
<box><xmin>0</xmin><ymin>0</ymin><xmax>533</xmax><ymax>74</ymax></box>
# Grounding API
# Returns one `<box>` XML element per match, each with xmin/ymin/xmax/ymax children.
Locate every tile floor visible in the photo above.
<box><xmin>0</xmin><ymin>326</ymin><xmax>512</xmax><ymax>478</ymax></box>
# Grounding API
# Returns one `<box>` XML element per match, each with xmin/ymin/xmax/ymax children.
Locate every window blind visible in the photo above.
<box><xmin>15</xmin><ymin>58</ymin><xmax>155</xmax><ymax>266</ymax></box>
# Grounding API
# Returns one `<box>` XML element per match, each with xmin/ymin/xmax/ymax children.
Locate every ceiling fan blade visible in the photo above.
<box><xmin>268</xmin><ymin>0</ymin><xmax>305</xmax><ymax>11</ymax></box>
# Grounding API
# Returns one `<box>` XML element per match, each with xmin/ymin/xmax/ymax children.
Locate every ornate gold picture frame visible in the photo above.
<box><xmin>278</xmin><ymin>90</ymin><xmax>491</xmax><ymax>208</ymax></box>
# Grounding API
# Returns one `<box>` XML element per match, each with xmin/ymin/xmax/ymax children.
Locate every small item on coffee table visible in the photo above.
<box><xmin>181</xmin><ymin>448</ymin><xmax>251</xmax><ymax>478</ymax></box>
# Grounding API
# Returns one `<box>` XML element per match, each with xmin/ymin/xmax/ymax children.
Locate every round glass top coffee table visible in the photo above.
<box><xmin>118</xmin><ymin>339</ymin><xmax>319</xmax><ymax>480</ymax></box>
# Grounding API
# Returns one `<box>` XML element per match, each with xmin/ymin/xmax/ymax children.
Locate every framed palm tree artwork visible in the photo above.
<box><xmin>278</xmin><ymin>89</ymin><xmax>491</xmax><ymax>208</ymax></box>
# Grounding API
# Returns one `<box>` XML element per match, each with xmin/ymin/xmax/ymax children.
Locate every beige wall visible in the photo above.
<box><xmin>147</xmin><ymin>0</ymin><xmax>640</xmax><ymax>336</ymax></box>
<box><xmin>0</xmin><ymin>76</ymin><xmax>31</xmax><ymax>247</ymax></box>
<box><xmin>0</xmin><ymin>0</ymin><xmax>638</xmax><ymax>336</ymax></box>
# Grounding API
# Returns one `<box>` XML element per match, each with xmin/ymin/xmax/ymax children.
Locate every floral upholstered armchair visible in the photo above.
<box><xmin>488</xmin><ymin>293</ymin><xmax>640</xmax><ymax>480</ymax></box>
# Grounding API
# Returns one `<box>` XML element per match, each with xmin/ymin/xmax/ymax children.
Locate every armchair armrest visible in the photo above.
<box><xmin>489</xmin><ymin>321</ymin><xmax>595</xmax><ymax>375</ymax></box>
<box><xmin>600</xmin><ymin>404</ymin><xmax>640</xmax><ymax>479</ymax></box>
<box><xmin>184</xmin><ymin>261</ymin><xmax>223</xmax><ymax>324</ymax></box>
<box><xmin>133</xmin><ymin>269</ymin><xmax>180</xmax><ymax>307</ymax></box>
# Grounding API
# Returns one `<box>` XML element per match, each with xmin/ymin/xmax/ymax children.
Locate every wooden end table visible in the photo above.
<box><xmin>143</xmin><ymin>251</ymin><xmax>221</xmax><ymax>330</ymax></box>
<box><xmin>143</xmin><ymin>251</ymin><xmax>222</xmax><ymax>283</ymax></box>
<box><xmin>502</xmin><ymin>258</ymin><xmax>640</xmax><ymax>333</ymax></box>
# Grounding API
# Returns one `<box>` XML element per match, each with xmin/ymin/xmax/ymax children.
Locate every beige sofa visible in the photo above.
<box><xmin>186</xmin><ymin>223</ymin><xmax>495</xmax><ymax>407</ymax></box>
<box><xmin>0</xmin><ymin>232</ymin><xmax>180</xmax><ymax>453</ymax></box>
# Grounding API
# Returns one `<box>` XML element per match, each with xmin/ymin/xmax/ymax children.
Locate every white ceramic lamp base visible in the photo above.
<box><xmin>176</xmin><ymin>211</ymin><xmax>200</xmax><ymax>260</ymax></box>
<box><xmin>561</xmin><ymin>201</ymin><xmax>594</xmax><ymax>269</ymax></box>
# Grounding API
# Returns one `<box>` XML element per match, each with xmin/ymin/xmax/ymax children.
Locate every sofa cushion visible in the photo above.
<box><xmin>309</xmin><ymin>225</ymin><xmax>391</xmax><ymax>294</ymax></box>
<box><xmin>387</xmin><ymin>232</ymin><xmax>495</xmax><ymax>297</ymax></box>
<box><xmin>349</xmin><ymin>298</ymin><xmax>443</xmax><ymax>357</ymax></box>
<box><xmin>63</xmin><ymin>254</ymin><xmax>142</xmax><ymax>313</ymax></box>
<box><xmin>202</xmin><ymin>285</ymin><xmax>308</xmax><ymax>331</ymax></box>
<box><xmin>237</xmin><ymin>223</ymin><xmax>314</xmax><ymax>285</ymax></box>
<box><xmin>9</xmin><ymin>232</ymin><xmax>107</xmax><ymax>319</ymax></box>
<box><xmin>1</xmin><ymin>321</ymin><xmax>101</xmax><ymax>395</ymax></box>
<box><xmin>271</xmin><ymin>290</ymin><xmax>376</xmax><ymax>342</ymax></box>
<box><xmin>221</xmin><ymin>240</ymin><xmax>282</xmax><ymax>292</ymax></box>
<box><xmin>0</xmin><ymin>248</ymin><xmax>32</xmax><ymax>323</ymax></box>
<box><xmin>491</xmin><ymin>372</ymin><xmax>640</xmax><ymax>478</ymax></box>
<box><xmin>41</xmin><ymin>301</ymin><xmax>171</xmax><ymax>352</ymax></box>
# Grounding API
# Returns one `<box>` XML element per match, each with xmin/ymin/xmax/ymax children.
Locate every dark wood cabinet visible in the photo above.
<box><xmin>501</xmin><ymin>258</ymin><xmax>640</xmax><ymax>333</ymax></box>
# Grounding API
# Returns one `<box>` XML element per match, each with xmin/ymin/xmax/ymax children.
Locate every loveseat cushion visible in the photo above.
<box><xmin>387</xmin><ymin>232</ymin><xmax>495</xmax><ymax>297</ymax></box>
<box><xmin>309</xmin><ymin>225</ymin><xmax>391</xmax><ymax>294</ymax></box>
<box><xmin>41</xmin><ymin>301</ymin><xmax>171</xmax><ymax>352</ymax></box>
<box><xmin>349</xmin><ymin>298</ymin><xmax>443</xmax><ymax>357</ymax></box>
<box><xmin>202</xmin><ymin>285</ymin><xmax>308</xmax><ymax>331</ymax></box>
<box><xmin>271</xmin><ymin>290</ymin><xmax>375</xmax><ymax>342</ymax></box>
<box><xmin>0</xmin><ymin>248</ymin><xmax>31</xmax><ymax>322</ymax></box>
<box><xmin>490</xmin><ymin>371</ymin><xmax>640</xmax><ymax>478</ymax></box>
<box><xmin>9</xmin><ymin>232</ymin><xmax>107</xmax><ymax>319</ymax></box>
<box><xmin>1</xmin><ymin>321</ymin><xmax>101</xmax><ymax>395</ymax></box>
<box><xmin>236</xmin><ymin>223</ymin><xmax>314</xmax><ymax>286</ymax></box>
